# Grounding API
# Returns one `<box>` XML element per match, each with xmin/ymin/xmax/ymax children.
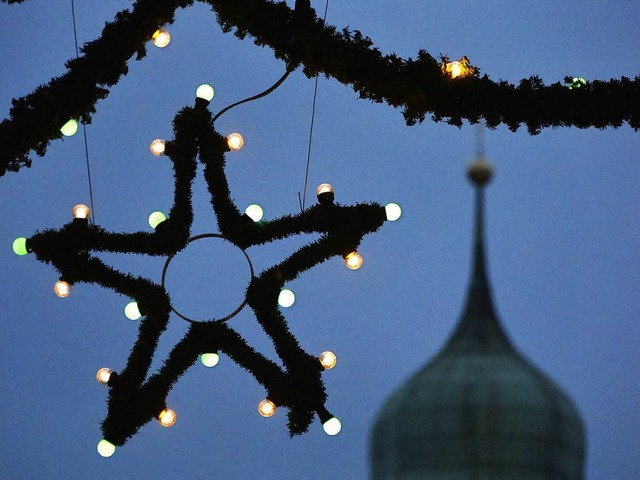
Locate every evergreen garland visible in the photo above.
<box><xmin>23</xmin><ymin>97</ymin><xmax>387</xmax><ymax>447</ymax></box>
<box><xmin>1</xmin><ymin>0</ymin><xmax>638</xmax><ymax>176</ymax></box>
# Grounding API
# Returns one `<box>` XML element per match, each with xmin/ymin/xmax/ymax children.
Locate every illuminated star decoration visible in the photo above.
<box><xmin>18</xmin><ymin>84</ymin><xmax>398</xmax><ymax>455</ymax></box>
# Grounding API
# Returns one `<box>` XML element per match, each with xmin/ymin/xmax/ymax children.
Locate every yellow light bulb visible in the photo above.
<box><xmin>152</xmin><ymin>29</ymin><xmax>170</xmax><ymax>48</ymax></box>
<box><xmin>258</xmin><ymin>399</ymin><xmax>276</xmax><ymax>418</ymax></box>
<box><xmin>316</xmin><ymin>183</ymin><xmax>334</xmax><ymax>196</ymax></box>
<box><xmin>60</xmin><ymin>119</ymin><xmax>78</xmax><ymax>137</ymax></box>
<box><xmin>319</xmin><ymin>351</ymin><xmax>337</xmax><ymax>370</ymax></box>
<box><xmin>54</xmin><ymin>280</ymin><xmax>71</xmax><ymax>298</ymax></box>
<box><xmin>148</xmin><ymin>211</ymin><xmax>167</xmax><ymax>229</ymax></box>
<box><xmin>149</xmin><ymin>139</ymin><xmax>166</xmax><ymax>157</ymax></box>
<box><xmin>72</xmin><ymin>204</ymin><xmax>90</xmax><ymax>220</ymax></box>
<box><xmin>344</xmin><ymin>251</ymin><xmax>363</xmax><ymax>270</ymax></box>
<box><xmin>96</xmin><ymin>368</ymin><xmax>112</xmax><ymax>385</ymax></box>
<box><xmin>226</xmin><ymin>133</ymin><xmax>244</xmax><ymax>151</ymax></box>
<box><xmin>97</xmin><ymin>439</ymin><xmax>116</xmax><ymax>457</ymax></box>
<box><xmin>157</xmin><ymin>408</ymin><xmax>176</xmax><ymax>427</ymax></box>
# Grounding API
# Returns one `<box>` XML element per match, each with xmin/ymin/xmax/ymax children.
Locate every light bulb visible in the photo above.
<box><xmin>196</xmin><ymin>84</ymin><xmax>215</xmax><ymax>102</ymax></box>
<box><xmin>60</xmin><ymin>119</ymin><xmax>78</xmax><ymax>137</ymax></box>
<box><xmin>149</xmin><ymin>139</ymin><xmax>166</xmax><ymax>156</ymax></box>
<box><xmin>323</xmin><ymin>416</ymin><xmax>342</xmax><ymax>436</ymax></box>
<box><xmin>157</xmin><ymin>408</ymin><xmax>176</xmax><ymax>427</ymax></box>
<box><xmin>226</xmin><ymin>133</ymin><xmax>244</xmax><ymax>151</ymax></box>
<box><xmin>97</xmin><ymin>439</ymin><xmax>116</xmax><ymax>457</ymax></box>
<box><xmin>96</xmin><ymin>368</ymin><xmax>112</xmax><ymax>385</ymax></box>
<box><xmin>200</xmin><ymin>353</ymin><xmax>220</xmax><ymax>367</ymax></box>
<box><xmin>343</xmin><ymin>251</ymin><xmax>363</xmax><ymax>270</ymax></box>
<box><xmin>384</xmin><ymin>203</ymin><xmax>402</xmax><ymax>221</ymax></box>
<box><xmin>124</xmin><ymin>301</ymin><xmax>141</xmax><ymax>320</ymax></box>
<box><xmin>54</xmin><ymin>280</ymin><xmax>71</xmax><ymax>298</ymax></box>
<box><xmin>244</xmin><ymin>204</ymin><xmax>264</xmax><ymax>222</ymax></box>
<box><xmin>258</xmin><ymin>399</ymin><xmax>276</xmax><ymax>417</ymax></box>
<box><xmin>448</xmin><ymin>61</ymin><xmax>463</xmax><ymax>78</ymax></box>
<box><xmin>319</xmin><ymin>351</ymin><xmax>337</xmax><ymax>370</ymax></box>
<box><xmin>13</xmin><ymin>237</ymin><xmax>28</xmax><ymax>256</ymax></box>
<box><xmin>316</xmin><ymin>183</ymin><xmax>334</xmax><ymax>196</ymax></box>
<box><xmin>72</xmin><ymin>204</ymin><xmax>90</xmax><ymax>220</ymax></box>
<box><xmin>148</xmin><ymin>211</ymin><xmax>167</xmax><ymax>229</ymax></box>
<box><xmin>152</xmin><ymin>29</ymin><xmax>170</xmax><ymax>48</ymax></box>
<box><xmin>278</xmin><ymin>289</ymin><xmax>295</xmax><ymax>308</ymax></box>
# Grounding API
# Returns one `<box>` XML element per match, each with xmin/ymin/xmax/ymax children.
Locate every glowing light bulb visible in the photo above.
<box><xmin>124</xmin><ymin>301</ymin><xmax>141</xmax><ymax>320</ymax></box>
<box><xmin>226</xmin><ymin>133</ymin><xmax>244</xmax><ymax>151</ymax></box>
<box><xmin>319</xmin><ymin>351</ymin><xmax>337</xmax><ymax>370</ymax></box>
<box><xmin>245</xmin><ymin>204</ymin><xmax>264</xmax><ymax>222</ymax></box>
<box><xmin>149</xmin><ymin>139</ymin><xmax>166</xmax><ymax>157</ymax></box>
<box><xmin>385</xmin><ymin>203</ymin><xmax>402</xmax><ymax>221</ymax></box>
<box><xmin>200</xmin><ymin>353</ymin><xmax>220</xmax><ymax>367</ymax></box>
<box><xmin>13</xmin><ymin>237</ymin><xmax>28</xmax><ymax>256</ymax></box>
<box><xmin>54</xmin><ymin>280</ymin><xmax>71</xmax><ymax>298</ymax></box>
<box><xmin>316</xmin><ymin>183</ymin><xmax>334</xmax><ymax>196</ymax></box>
<box><xmin>258</xmin><ymin>399</ymin><xmax>276</xmax><ymax>417</ymax></box>
<box><xmin>152</xmin><ymin>29</ymin><xmax>170</xmax><ymax>48</ymax></box>
<box><xmin>148</xmin><ymin>211</ymin><xmax>167</xmax><ymax>229</ymax></box>
<box><xmin>97</xmin><ymin>439</ymin><xmax>116</xmax><ymax>457</ymax></box>
<box><xmin>196</xmin><ymin>84</ymin><xmax>215</xmax><ymax>102</ymax></box>
<box><xmin>449</xmin><ymin>61</ymin><xmax>463</xmax><ymax>78</ymax></box>
<box><xmin>72</xmin><ymin>204</ymin><xmax>90</xmax><ymax>220</ymax></box>
<box><xmin>344</xmin><ymin>251</ymin><xmax>363</xmax><ymax>270</ymax></box>
<box><xmin>323</xmin><ymin>416</ymin><xmax>342</xmax><ymax>436</ymax></box>
<box><xmin>278</xmin><ymin>289</ymin><xmax>295</xmax><ymax>308</ymax></box>
<box><xmin>442</xmin><ymin>56</ymin><xmax>475</xmax><ymax>79</ymax></box>
<box><xmin>96</xmin><ymin>368</ymin><xmax>112</xmax><ymax>385</ymax></box>
<box><xmin>157</xmin><ymin>408</ymin><xmax>177</xmax><ymax>427</ymax></box>
<box><xmin>60</xmin><ymin>119</ymin><xmax>78</xmax><ymax>137</ymax></box>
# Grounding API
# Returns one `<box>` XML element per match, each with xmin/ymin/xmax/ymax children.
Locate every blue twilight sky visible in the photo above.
<box><xmin>0</xmin><ymin>1</ymin><xmax>638</xmax><ymax>479</ymax></box>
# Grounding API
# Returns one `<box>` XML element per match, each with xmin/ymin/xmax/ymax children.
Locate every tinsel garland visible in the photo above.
<box><xmin>23</xmin><ymin>97</ymin><xmax>387</xmax><ymax>446</ymax></box>
<box><xmin>1</xmin><ymin>0</ymin><xmax>638</xmax><ymax>176</ymax></box>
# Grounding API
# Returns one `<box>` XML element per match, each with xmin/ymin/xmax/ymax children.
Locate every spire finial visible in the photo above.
<box><xmin>467</xmin><ymin>157</ymin><xmax>493</xmax><ymax>187</ymax></box>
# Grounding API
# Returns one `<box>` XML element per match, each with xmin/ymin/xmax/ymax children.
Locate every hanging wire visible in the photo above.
<box><xmin>71</xmin><ymin>0</ymin><xmax>96</xmax><ymax>224</ymax></box>
<box><xmin>298</xmin><ymin>0</ymin><xmax>330</xmax><ymax>212</ymax></box>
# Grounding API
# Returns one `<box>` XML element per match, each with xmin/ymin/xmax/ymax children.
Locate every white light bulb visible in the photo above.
<box><xmin>200</xmin><ymin>353</ymin><xmax>220</xmax><ymax>367</ymax></box>
<box><xmin>54</xmin><ymin>280</ymin><xmax>71</xmax><ymax>298</ymax></box>
<box><xmin>124</xmin><ymin>301</ymin><xmax>141</xmax><ymax>320</ymax></box>
<box><xmin>152</xmin><ymin>29</ymin><xmax>170</xmax><ymax>48</ymax></box>
<box><xmin>319</xmin><ymin>351</ymin><xmax>337</xmax><ymax>370</ymax></box>
<box><xmin>323</xmin><ymin>417</ymin><xmax>342</xmax><ymax>436</ymax></box>
<box><xmin>148</xmin><ymin>211</ymin><xmax>167</xmax><ymax>229</ymax></box>
<box><xmin>385</xmin><ymin>203</ymin><xmax>402</xmax><ymax>221</ymax></box>
<box><xmin>278</xmin><ymin>289</ymin><xmax>295</xmax><ymax>308</ymax></box>
<box><xmin>149</xmin><ymin>139</ymin><xmax>166</xmax><ymax>156</ymax></box>
<box><xmin>196</xmin><ymin>84</ymin><xmax>215</xmax><ymax>102</ymax></box>
<box><xmin>258</xmin><ymin>399</ymin><xmax>276</xmax><ymax>417</ymax></box>
<box><xmin>60</xmin><ymin>119</ymin><xmax>78</xmax><ymax>137</ymax></box>
<box><xmin>96</xmin><ymin>368</ymin><xmax>112</xmax><ymax>385</ymax></box>
<box><xmin>245</xmin><ymin>204</ymin><xmax>264</xmax><ymax>222</ymax></box>
<box><xmin>226</xmin><ymin>133</ymin><xmax>244</xmax><ymax>151</ymax></box>
<box><xmin>97</xmin><ymin>439</ymin><xmax>116</xmax><ymax>457</ymax></box>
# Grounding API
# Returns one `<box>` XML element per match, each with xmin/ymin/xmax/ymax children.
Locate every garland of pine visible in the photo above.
<box><xmin>23</xmin><ymin>95</ymin><xmax>387</xmax><ymax>448</ymax></box>
<box><xmin>1</xmin><ymin>0</ymin><xmax>638</xmax><ymax>176</ymax></box>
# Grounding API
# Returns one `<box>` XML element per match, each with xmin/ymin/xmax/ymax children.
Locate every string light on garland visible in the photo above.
<box><xmin>277</xmin><ymin>289</ymin><xmax>295</xmax><ymax>308</ymax></box>
<box><xmin>322</xmin><ymin>417</ymin><xmax>342</xmax><ymax>436</ymax></box>
<box><xmin>200</xmin><ymin>352</ymin><xmax>220</xmax><ymax>367</ymax></box>
<box><xmin>124</xmin><ymin>301</ymin><xmax>142</xmax><ymax>321</ymax></box>
<box><xmin>12</xmin><ymin>237</ymin><xmax>28</xmax><ymax>256</ymax></box>
<box><xmin>150</xmin><ymin>139</ymin><xmax>166</xmax><ymax>157</ymax></box>
<box><xmin>97</xmin><ymin>439</ymin><xmax>116</xmax><ymax>458</ymax></box>
<box><xmin>384</xmin><ymin>202</ymin><xmax>402</xmax><ymax>221</ymax></box>
<box><xmin>441</xmin><ymin>56</ymin><xmax>478</xmax><ymax>79</ymax></box>
<box><xmin>316</xmin><ymin>183</ymin><xmax>335</xmax><ymax>205</ymax></box>
<box><xmin>343</xmin><ymin>251</ymin><xmax>364</xmax><ymax>270</ymax></box>
<box><xmin>196</xmin><ymin>84</ymin><xmax>215</xmax><ymax>103</ymax></box>
<box><xmin>148</xmin><ymin>211</ymin><xmax>167</xmax><ymax>229</ymax></box>
<box><xmin>157</xmin><ymin>408</ymin><xmax>177</xmax><ymax>427</ymax></box>
<box><xmin>258</xmin><ymin>399</ymin><xmax>277</xmax><ymax>418</ymax></box>
<box><xmin>566</xmin><ymin>76</ymin><xmax>588</xmax><ymax>90</ymax></box>
<box><xmin>96</xmin><ymin>368</ymin><xmax>113</xmax><ymax>385</ymax></box>
<box><xmin>318</xmin><ymin>351</ymin><xmax>337</xmax><ymax>370</ymax></box>
<box><xmin>244</xmin><ymin>204</ymin><xmax>264</xmax><ymax>222</ymax></box>
<box><xmin>54</xmin><ymin>280</ymin><xmax>71</xmax><ymax>298</ymax></box>
<box><xmin>151</xmin><ymin>28</ymin><xmax>171</xmax><ymax>48</ymax></box>
<box><xmin>60</xmin><ymin>119</ymin><xmax>79</xmax><ymax>137</ymax></box>
<box><xmin>226</xmin><ymin>133</ymin><xmax>244</xmax><ymax>151</ymax></box>
<box><xmin>72</xmin><ymin>204</ymin><xmax>90</xmax><ymax>220</ymax></box>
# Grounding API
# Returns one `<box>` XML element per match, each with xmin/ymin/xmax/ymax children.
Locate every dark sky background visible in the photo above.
<box><xmin>1</xmin><ymin>1</ymin><xmax>638</xmax><ymax>479</ymax></box>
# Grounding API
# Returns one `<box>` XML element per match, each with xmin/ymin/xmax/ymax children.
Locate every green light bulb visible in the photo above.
<box><xmin>148</xmin><ymin>211</ymin><xmax>167</xmax><ymax>229</ymax></box>
<box><xmin>12</xmin><ymin>237</ymin><xmax>28</xmax><ymax>255</ymax></box>
<box><xmin>60</xmin><ymin>119</ymin><xmax>78</xmax><ymax>137</ymax></box>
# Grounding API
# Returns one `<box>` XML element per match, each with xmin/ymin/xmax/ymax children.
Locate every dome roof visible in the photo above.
<box><xmin>370</xmin><ymin>169</ymin><xmax>585</xmax><ymax>479</ymax></box>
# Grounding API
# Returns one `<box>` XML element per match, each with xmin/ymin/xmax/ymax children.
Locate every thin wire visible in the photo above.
<box><xmin>299</xmin><ymin>0</ymin><xmax>330</xmax><ymax>212</ymax></box>
<box><xmin>71</xmin><ymin>0</ymin><xmax>96</xmax><ymax>224</ymax></box>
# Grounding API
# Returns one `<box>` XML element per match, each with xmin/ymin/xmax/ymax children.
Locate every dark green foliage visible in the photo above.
<box><xmin>25</xmin><ymin>100</ymin><xmax>386</xmax><ymax>446</ymax></box>
<box><xmin>1</xmin><ymin>0</ymin><xmax>638</xmax><ymax>176</ymax></box>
